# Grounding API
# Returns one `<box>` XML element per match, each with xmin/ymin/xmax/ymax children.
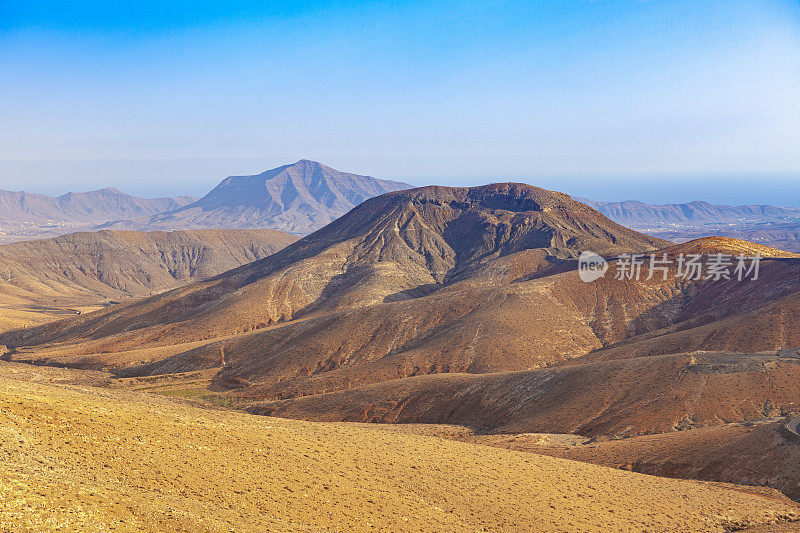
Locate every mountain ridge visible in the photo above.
<box><xmin>5</xmin><ymin>184</ymin><xmax>800</xmax><ymax>457</ymax></box>
<box><xmin>581</xmin><ymin>197</ymin><xmax>800</xmax><ymax>252</ymax></box>
<box><xmin>0</xmin><ymin>228</ymin><xmax>297</xmax><ymax>320</ymax></box>
<box><xmin>0</xmin><ymin>187</ymin><xmax>197</xmax><ymax>244</ymax></box>
<box><xmin>0</xmin><ymin>187</ymin><xmax>196</xmax><ymax>224</ymax></box>
<box><xmin>0</xmin><ymin>182</ymin><xmax>670</xmax><ymax>380</ymax></box>
<box><xmin>579</xmin><ymin>198</ymin><xmax>800</xmax><ymax>228</ymax></box>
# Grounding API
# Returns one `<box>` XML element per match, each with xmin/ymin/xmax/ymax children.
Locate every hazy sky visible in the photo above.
<box><xmin>1</xmin><ymin>1</ymin><xmax>799</xmax><ymax>204</ymax></box>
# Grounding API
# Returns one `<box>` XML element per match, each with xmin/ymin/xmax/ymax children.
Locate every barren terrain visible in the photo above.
<box><xmin>0</xmin><ymin>228</ymin><xmax>296</xmax><ymax>332</ymax></box>
<box><xmin>1</xmin><ymin>362</ymin><xmax>798</xmax><ymax>532</ymax></box>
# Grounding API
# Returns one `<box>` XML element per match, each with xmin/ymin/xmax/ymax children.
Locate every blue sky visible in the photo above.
<box><xmin>1</xmin><ymin>1</ymin><xmax>799</xmax><ymax>204</ymax></box>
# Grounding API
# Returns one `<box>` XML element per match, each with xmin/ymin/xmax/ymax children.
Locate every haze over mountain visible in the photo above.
<box><xmin>0</xmin><ymin>188</ymin><xmax>196</xmax><ymax>244</ymax></box>
<box><xmin>582</xmin><ymin>197</ymin><xmax>800</xmax><ymax>252</ymax></box>
<box><xmin>580</xmin><ymin>198</ymin><xmax>800</xmax><ymax>227</ymax></box>
<box><xmin>6</xmin><ymin>160</ymin><xmax>800</xmax><ymax>257</ymax></box>
<box><xmin>0</xmin><ymin>187</ymin><xmax>195</xmax><ymax>224</ymax></box>
<box><xmin>102</xmin><ymin>160</ymin><xmax>413</xmax><ymax>236</ymax></box>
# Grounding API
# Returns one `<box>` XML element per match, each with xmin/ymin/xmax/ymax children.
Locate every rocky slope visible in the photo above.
<box><xmin>249</xmin><ymin>351</ymin><xmax>800</xmax><ymax>437</ymax></box>
<box><xmin>525</xmin><ymin>420</ymin><xmax>800</xmax><ymax>503</ymax></box>
<box><xmin>0</xmin><ymin>228</ymin><xmax>296</xmax><ymax>312</ymax></box>
<box><xmin>5</xmin><ymin>187</ymin><xmax>800</xmax><ymax>444</ymax></box>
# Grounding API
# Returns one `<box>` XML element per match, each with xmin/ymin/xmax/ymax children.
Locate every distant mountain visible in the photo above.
<box><xmin>0</xmin><ymin>228</ymin><xmax>297</xmax><ymax>312</ymax></box>
<box><xmin>102</xmin><ymin>160</ymin><xmax>413</xmax><ymax>235</ymax></box>
<box><xmin>648</xmin><ymin>222</ymin><xmax>800</xmax><ymax>253</ymax></box>
<box><xmin>0</xmin><ymin>187</ymin><xmax>195</xmax><ymax>225</ymax></box>
<box><xmin>580</xmin><ymin>198</ymin><xmax>800</xmax><ymax>252</ymax></box>
<box><xmin>0</xmin><ymin>188</ymin><xmax>196</xmax><ymax>244</ymax></box>
<box><xmin>578</xmin><ymin>198</ymin><xmax>800</xmax><ymax>228</ymax></box>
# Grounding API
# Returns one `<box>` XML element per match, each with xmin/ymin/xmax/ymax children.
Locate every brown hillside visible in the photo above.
<box><xmin>26</xmin><ymin>252</ymin><xmax>795</xmax><ymax>404</ymax></box>
<box><xmin>520</xmin><ymin>421</ymin><xmax>800</xmax><ymax>503</ymax></box>
<box><xmin>5</xmin><ymin>185</ymin><xmax>800</xmax><ymax>417</ymax></box>
<box><xmin>5</xmin><ymin>183</ymin><xmax>800</xmax><ymax>444</ymax></box>
<box><xmin>0</xmin><ymin>228</ymin><xmax>296</xmax><ymax>310</ymax></box>
<box><xmin>582</xmin><ymin>288</ymin><xmax>800</xmax><ymax>363</ymax></box>
<box><xmin>655</xmin><ymin>236</ymin><xmax>800</xmax><ymax>258</ymax></box>
<box><xmin>248</xmin><ymin>351</ymin><xmax>800</xmax><ymax>437</ymax></box>
<box><xmin>1</xmin><ymin>369</ymin><xmax>798</xmax><ymax>532</ymax></box>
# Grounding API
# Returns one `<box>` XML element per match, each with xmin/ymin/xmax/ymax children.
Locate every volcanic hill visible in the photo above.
<box><xmin>0</xmin><ymin>183</ymin><xmax>666</xmax><ymax>367</ymax></box>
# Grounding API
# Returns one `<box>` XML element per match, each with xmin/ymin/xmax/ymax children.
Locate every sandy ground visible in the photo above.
<box><xmin>1</xmin><ymin>364</ymin><xmax>799</xmax><ymax>532</ymax></box>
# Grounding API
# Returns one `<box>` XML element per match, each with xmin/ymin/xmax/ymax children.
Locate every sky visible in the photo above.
<box><xmin>1</xmin><ymin>0</ymin><xmax>799</xmax><ymax>205</ymax></box>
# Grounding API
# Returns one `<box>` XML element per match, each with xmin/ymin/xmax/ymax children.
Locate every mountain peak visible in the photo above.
<box><xmin>260</xmin><ymin>159</ymin><xmax>330</xmax><ymax>178</ymax></box>
<box><xmin>122</xmin><ymin>161</ymin><xmax>414</xmax><ymax>236</ymax></box>
<box><xmin>0</xmin><ymin>180</ymin><xmax>675</xmax><ymax>400</ymax></box>
<box><xmin>292</xmin><ymin>158</ymin><xmax>327</xmax><ymax>167</ymax></box>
